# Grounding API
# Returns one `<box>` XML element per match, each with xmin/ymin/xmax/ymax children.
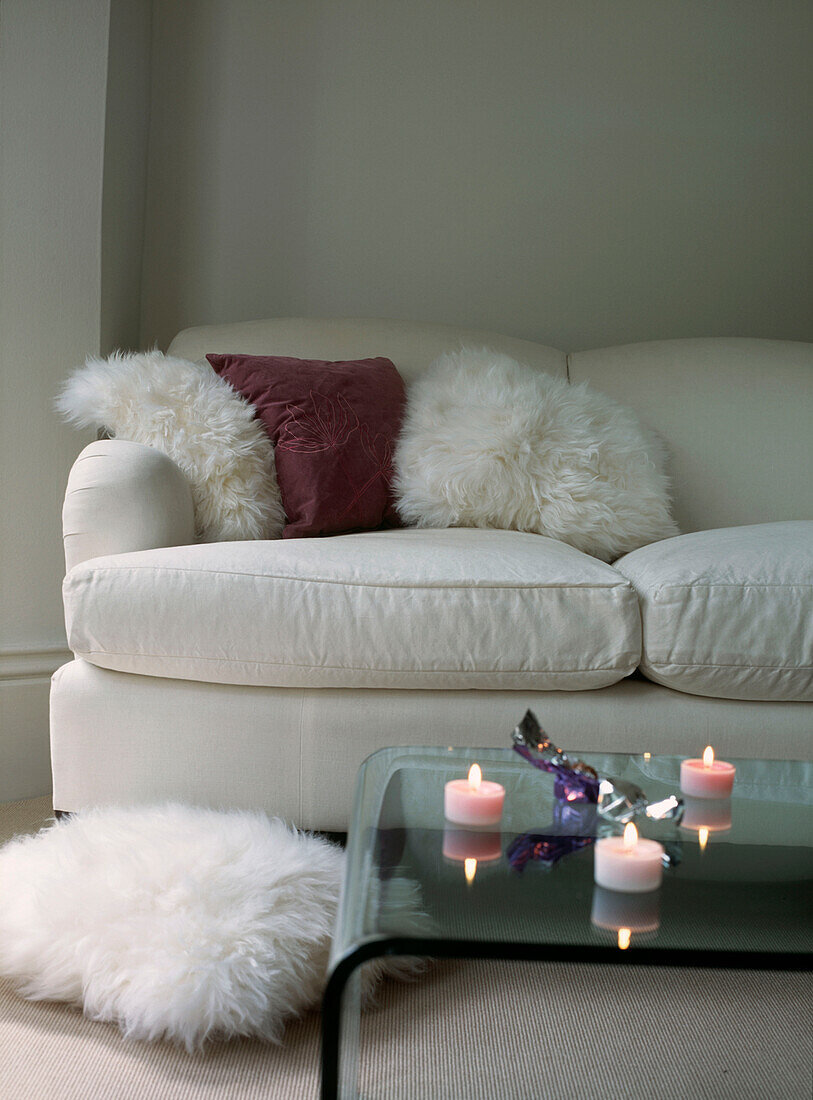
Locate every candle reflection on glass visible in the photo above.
<box><xmin>680</xmin><ymin>795</ymin><xmax>732</xmax><ymax>853</ymax></box>
<box><xmin>591</xmin><ymin>884</ymin><xmax>660</xmax><ymax>934</ymax></box>
<box><xmin>681</xmin><ymin>795</ymin><xmax>733</xmax><ymax>833</ymax></box>
<box><xmin>442</xmin><ymin>826</ymin><xmax>502</xmax><ymax>863</ymax></box>
<box><xmin>443</xmin><ymin>824</ymin><xmax>501</xmax><ymax>886</ymax></box>
<box><xmin>592</xmin><ymin>884</ymin><xmax>660</xmax><ymax>951</ymax></box>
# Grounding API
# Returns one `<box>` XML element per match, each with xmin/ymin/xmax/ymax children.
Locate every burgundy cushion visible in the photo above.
<box><xmin>207</xmin><ymin>353</ymin><xmax>406</xmax><ymax>538</ymax></box>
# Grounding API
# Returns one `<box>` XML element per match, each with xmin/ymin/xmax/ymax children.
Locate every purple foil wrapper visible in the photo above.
<box><xmin>512</xmin><ymin>742</ymin><xmax>600</xmax><ymax>804</ymax></box>
<box><xmin>507</xmin><ymin>798</ymin><xmax>598</xmax><ymax>872</ymax></box>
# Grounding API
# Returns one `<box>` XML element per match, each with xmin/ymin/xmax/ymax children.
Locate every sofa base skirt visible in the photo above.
<box><xmin>50</xmin><ymin>659</ymin><xmax>812</xmax><ymax>831</ymax></box>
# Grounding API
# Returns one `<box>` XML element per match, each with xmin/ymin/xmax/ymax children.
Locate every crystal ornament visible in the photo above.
<box><xmin>512</xmin><ymin>710</ymin><xmax>684</xmax><ymax>826</ymax></box>
<box><xmin>646</xmin><ymin>795</ymin><xmax>683</xmax><ymax>821</ymax></box>
<box><xmin>661</xmin><ymin>840</ymin><xmax>683</xmax><ymax>869</ymax></box>
<box><xmin>597</xmin><ymin>777</ymin><xmax>646</xmax><ymax>823</ymax></box>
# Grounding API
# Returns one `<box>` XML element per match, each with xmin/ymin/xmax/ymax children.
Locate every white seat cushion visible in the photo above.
<box><xmin>615</xmin><ymin>522</ymin><xmax>813</xmax><ymax>701</ymax></box>
<box><xmin>64</xmin><ymin>528</ymin><xmax>641</xmax><ymax>691</ymax></box>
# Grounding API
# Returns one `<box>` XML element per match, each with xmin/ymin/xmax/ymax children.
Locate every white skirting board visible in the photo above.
<box><xmin>0</xmin><ymin>647</ymin><xmax>71</xmax><ymax>803</ymax></box>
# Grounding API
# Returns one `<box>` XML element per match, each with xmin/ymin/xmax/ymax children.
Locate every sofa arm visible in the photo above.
<box><xmin>62</xmin><ymin>440</ymin><xmax>196</xmax><ymax>572</ymax></box>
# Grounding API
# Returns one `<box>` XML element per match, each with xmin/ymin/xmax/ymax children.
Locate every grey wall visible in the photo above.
<box><xmin>141</xmin><ymin>0</ymin><xmax>813</xmax><ymax>352</ymax></box>
<box><xmin>0</xmin><ymin>0</ymin><xmax>110</xmax><ymax>799</ymax></box>
<box><xmin>101</xmin><ymin>0</ymin><xmax>153</xmax><ymax>354</ymax></box>
<box><xmin>0</xmin><ymin>0</ymin><xmax>151</xmax><ymax>802</ymax></box>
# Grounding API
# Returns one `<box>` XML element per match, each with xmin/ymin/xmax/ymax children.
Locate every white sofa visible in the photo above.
<box><xmin>51</xmin><ymin>319</ymin><xmax>813</xmax><ymax>829</ymax></box>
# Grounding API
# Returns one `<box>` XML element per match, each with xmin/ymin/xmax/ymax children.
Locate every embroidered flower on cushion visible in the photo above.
<box><xmin>336</xmin><ymin>425</ymin><xmax>396</xmax><ymax>519</ymax></box>
<box><xmin>277</xmin><ymin>391</ymin><xmax>359</xmax><ymax>454</ymax></box>
<box><xmin>358</xmin><ymin>423</ymin><xmax>394</xmax><ymax>480</ymax></box>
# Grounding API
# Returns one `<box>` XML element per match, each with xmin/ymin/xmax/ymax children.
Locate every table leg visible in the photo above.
<box><xmin>321</xmin><ymin>953</ymin><xmax>363</xmax><ymax>1099</ymax></box>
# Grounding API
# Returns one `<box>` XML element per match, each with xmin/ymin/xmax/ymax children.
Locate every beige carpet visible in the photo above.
<box><xmin>0</xmin><ymin>798</ymin><xmax>810</xmax><ymax>1099</ymax></box>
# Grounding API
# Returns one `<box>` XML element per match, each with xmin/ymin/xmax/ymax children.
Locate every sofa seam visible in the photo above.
<box><xmin>72</xmin><ymin>649</ymin><xmax>639</xmax><ymax>675</ymax></box>
<box><xmin>65</xmin><ymin>564</ymin><xmax>634</xmax><ymax>593</ymax></box>
<box><xmin>297</xmin><ymin>690</ymin><xmax>305</xmax><ymax>824</ymax></box>
<box><xmin>639</xmin><ymin>583</ymin><xmax>813</xmax><ymax>592</ymax></box>
<box><xmin>642</xmin><ymin>659</ymin><xmax>813</xmax><ymax>670</ymax></box>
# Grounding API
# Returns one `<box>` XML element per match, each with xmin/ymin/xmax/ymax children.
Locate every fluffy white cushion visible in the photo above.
<box><xmin>57</xmin><ymin>351</ymin><xmax>284</xmax><ymax>541</ymax></box>
<box><xmin>394</xmin><ymin>348</ymin><xmax>679</xmax><ymax>561</ymax></box>
<box><xmin>0</xmin><ymin>805</ymin><xmax>420</xmax><ymax>1050</ymax></box>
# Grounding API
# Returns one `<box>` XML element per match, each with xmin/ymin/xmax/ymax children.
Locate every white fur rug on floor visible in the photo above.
<box><xmin>0</xmin><ymin>805</ymin><xmax>421</xmax><ymax>1051</ymax></box>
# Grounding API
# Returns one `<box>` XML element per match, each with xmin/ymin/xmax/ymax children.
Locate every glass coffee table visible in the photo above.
<box><xmin>321</xmin><ymin>745</ymin><xmax>812</xmax><ymax>1099</ymax></box>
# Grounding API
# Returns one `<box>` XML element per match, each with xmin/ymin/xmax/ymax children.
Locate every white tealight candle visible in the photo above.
<box><xmin>444</xmin><ymin>763</ymin><xmax>505</xmax><ymax>826</ymax></box>
<box><xmin>594</xmin><ymin>823</ymin><xmax>664</xmax><ymax>894</ymax></box>
<box><xmin>680</xmin><ymin>745</ymin><xmax>736</xmax><ymax>799</ymax></box>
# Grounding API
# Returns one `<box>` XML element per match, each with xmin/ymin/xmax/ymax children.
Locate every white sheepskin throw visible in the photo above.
<box><xmin>0</xmin><ymin>806</ymin><xmax>421</xmax><ymax>1051</ymax></box>
<box><xmin>394</xmin><ymin>348</ymin><xmax>678</xmax><ymax>561</ymax></box>
<box><xmin>56</xmin><ymin>351</ymin><xmax>284</xmax><ymax>541</ymax></box>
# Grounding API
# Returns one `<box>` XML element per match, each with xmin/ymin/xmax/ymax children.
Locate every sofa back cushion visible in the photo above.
<box><xmin>569</xmin><ymin>338</ymin><xmax>813</xmax><ymax>534</ymax></box>
<box><xmin>169</xmin><ymin>322</ymin><xmax>813</xmax><ymax>535</ymax></box>
<box><xmin>168</xmin><ymin>317</ymin><xmax>568</xmax><ymax>386</ymax></box>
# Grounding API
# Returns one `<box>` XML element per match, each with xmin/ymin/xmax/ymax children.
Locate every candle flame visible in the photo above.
<box><xmin>618</xmin><ymin>927</ymin><xmax>631</xmax><ymax>950</ymax></box>
<box><xmin>698</xmin><ymin>826</ymin><xmax>709</xmax><ymax>852</ymax></box>
<box><xmin>464</xmin><ymin>858</ymin><xmax>477</xmax><ymax>884</ymax></box>
<box><xmin>622</xmin><ymin>822</ymin><xmax>638</xmax><ymax>851</ymax></box>
<box><xmin>468</xmin><ymin>763</ymin><xmax>482</xmax><ymax>791</ymax></box>
<box><xmin>703</xmin><ymin>745</ymin><xmax>715</xmax><ymax>768</ymax></box>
